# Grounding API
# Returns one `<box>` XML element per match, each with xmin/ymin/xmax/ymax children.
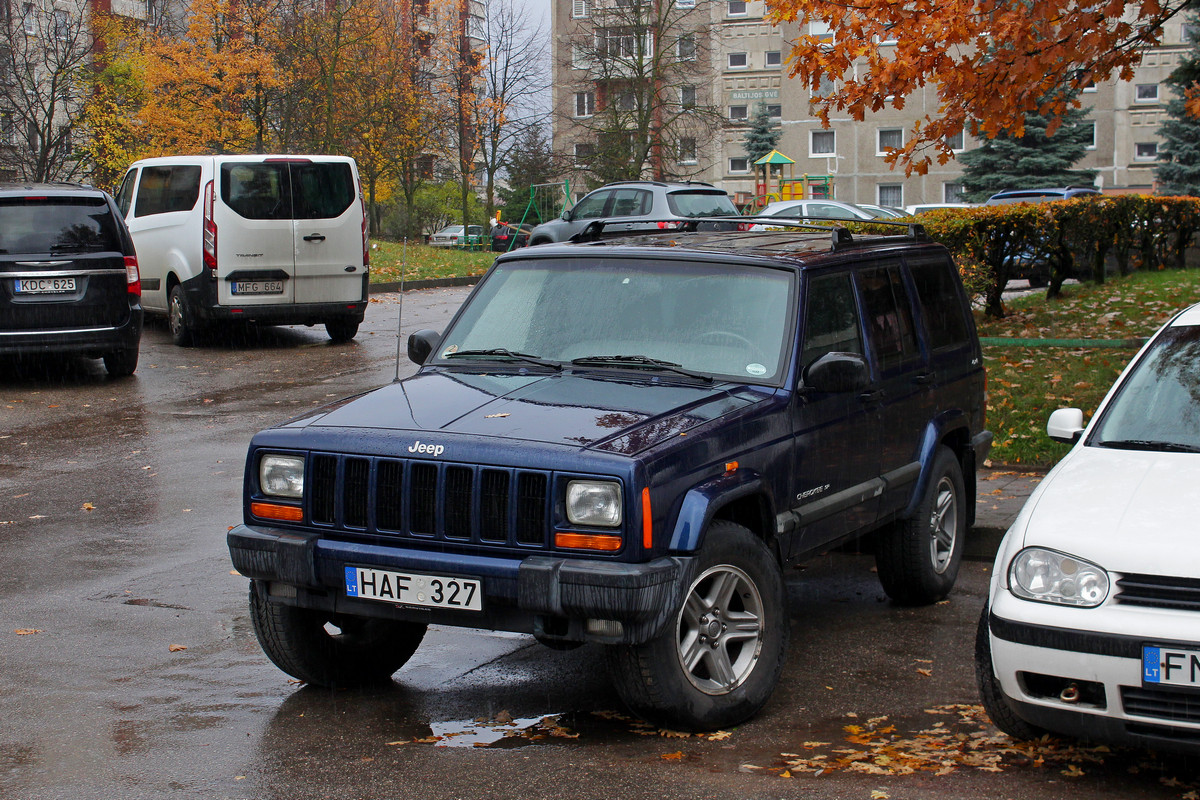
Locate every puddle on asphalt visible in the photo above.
<box><xmin>425</xmin><ymin>713</ymin><xmax>577</xmax><ymax>748</ymax></box>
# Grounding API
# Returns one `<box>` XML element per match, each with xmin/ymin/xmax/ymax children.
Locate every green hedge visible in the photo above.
<box><xmin>864</xmin><ymin>196</ymin><xmax>1200</xmax><ymax>317</ymax></box>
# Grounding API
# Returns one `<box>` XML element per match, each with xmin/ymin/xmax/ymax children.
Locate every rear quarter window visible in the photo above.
<box><xmin>134</xmin><ymin>165</ymin><xmax>202</xmax><ymax>217</ymax></box>
<box><xmin>909</xmin><ymin>257</ymin><xmax>970</xmax><ymax>350</ymax></box>
<box><xmin>0</xmin><ymin>197</ymin><xmax>122</xmax><ymax>254</ymax></box>
<box><xmin>667</xmin><ymin>191</ymin><xmax>738</xmax><ymax>217</ymax></box>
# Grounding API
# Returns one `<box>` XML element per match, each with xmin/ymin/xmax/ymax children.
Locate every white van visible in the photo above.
<box><xmin>115</xmin><ymin>155</ymin><xmax>369</xmax><ymax>345</ymax></box>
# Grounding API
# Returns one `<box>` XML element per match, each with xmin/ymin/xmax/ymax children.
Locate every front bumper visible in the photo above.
<box><xmin>228</xmin><ymin>523</ymin><xmax>693</xmax><ymax>645</ymax></box>
<box><xmin>988</xmin><ymin>600</ymin><xmax>1200</xmax><ymax>753</ymax></box>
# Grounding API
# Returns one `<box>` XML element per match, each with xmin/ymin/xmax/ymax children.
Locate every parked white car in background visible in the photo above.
<box><xmin>978</xmin><ymin>302</ymin><xmax>1200</xmax><ymax>753</ymax></box>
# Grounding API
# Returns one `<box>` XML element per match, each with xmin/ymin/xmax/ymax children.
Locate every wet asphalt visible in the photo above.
<box><xmin>1</xmin><ymin>286</ymin><xmax>1194</xmax><ymax>800</ymax></box>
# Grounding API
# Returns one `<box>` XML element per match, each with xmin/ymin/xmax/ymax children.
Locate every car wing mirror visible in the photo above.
<box><xmin>561</xmin><ymin>210</ymin><xmax>573</xmax><ymax>222</ymax></box>
<box><xmin>802</xmin><ymin>352</ymin><xmax>869</xmax><ymax>394</ymax></box>
<box><xmin>1047</xmin><ymin>407</ymin><xmax>1086</xmax><ymax>444</ymax></box>
<box><xmin>407</xmin><ymin>329</ymin><xmax>441</xmax><ymax>366</ymax></box>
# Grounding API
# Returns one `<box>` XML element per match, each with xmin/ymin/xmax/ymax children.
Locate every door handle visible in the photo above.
<box><xmin>913</xmin><ymin>371</ymin><xmax>933</xmax><ymax>385</ymax></box>
<box><xmin>857</xmin><ymin>389</ymin><xmax>884</xmax><ymax>404</ymax></box>
<box><xmin>303</xmin><ymin>233</ymin><xmax>326</xmax><ymax>242</ymax></box>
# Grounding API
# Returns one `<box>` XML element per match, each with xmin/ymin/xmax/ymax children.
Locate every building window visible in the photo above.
<box><xmin>680</xmin><ymin>85</ymin><xmax>697</xmax><ymax>108</ymax></box>
<box><xmin>604</xmin><ymin>30</ymin><xmax>654</xmax><ymax>59</ymax></box>
<box><xmin>729</xmin><ymin>105</ymin><xmax>748</xmax><ymax>121</ymax></box>
<box><xmin>811</xmin><ymin>130</ymin><xmax>835</xmax><ymax>155</ymax></box>
<box><xmin>727</xmin><ymin>0</ymin><xmax>747</xmax><ymax>15</ymax></box>
<box><xmin>943</xmin><ymin>182</ymin><xmax>964</xmax><ymax>203</ymax></box>
<box><xmin>809</xmin><ymin>20</ymin><xmax>833</xmax><ymax>45</ymax></box>
<box><xmin>1183</xmin><ymin>21</ymin><xmax>1198</xmax><ymax>42</ymax></box>
<box><xmin>22</xmin><ymin>2</ymin><xmax>35</xmax><ymax>35</ymax></box>
<box><xmin>877</xmin><ymin>128</ymin><xmax>903</xmax><ymax>154</ymax></box>
<box><xmin>617</xmin><ymin>90</ymin><xmax>636</xmax><ymax>111</ymax></box>
<box><xmin>53</xmin><ymin>9</ymin><xmax>69</xmax><ymax>40</ymax></box>
<box><xmin>1079</xmin><ymin>120</ymin><xmax>1096</xmax><ymax>149</ymax></box>
<box><xmin>1135</xmin><ymin>142</ymin><xmax>1159</xmax><ymax>161</ymax></box>
<box><xmin>729</xmin><ymin>157</ymin><xmax>750</xmax><ymax>173</ymax></box>
<box><xmin>728</xmin><ymin>52</ymin><xmax>748</xmax><ymax>69</ymax></box>
<box><xmin>676</xmin><ymin>33</ymin><xmax>696</xmax><ymax>60</ymax></box>
<box><xmin>574</xmin><ymin>91</ymin><xmax>595</xmax><ymax>118</ymax></box>
<box><xmin>571</xmin><ymin>44</ymin><xmax>592</xmax><ymax>69</ymax></box>
<box><xmin>876</xmin><ymin>23</ymin><xmax>898</xmax><ymax>45</ymax></box>
<box><xmin>573</xmin><ymin>142</ymin><xmax>595</xmax><ymax>165</ymax></box>
<box><xmin>764</xmin><ymin>104</ymin><xmax>781</xmax><ymax>119</ymax></box>
<box><xmin>812</xmin><ymin>73</ymin><xmax>835</xmax><ymax>99</ymax></box>
<box><xmin>678</xmin><ymin>137</ymin><xmax>697</xmax><ymax>164</ymax></box>
<box><xmin>675</xmin><ymin>0</ymin><xmax>695</xmax><ymax>6</ymax></box>
<box><xmin>945</xmin><ymin>130</ymin><xmax>964</xmax><ymax>152</ymax></box>
<box><xmin>765</xmin><ymin>50</ymin><xmax>781</xmax><ymax>67</ymax></box>
<box><xmin>878</xmin><ymin>184</ymin><xmax>903</xmax><ymax>207</ymax></box>
<box><xmin>1135</xmin><ymin>84</ymin><xmax>1159</xmax><ymax>102</ymax></box>
<box><xmin>572</xmin><ymin>0</ymin><xmax>590</xmax><ymax>18</ymax></box>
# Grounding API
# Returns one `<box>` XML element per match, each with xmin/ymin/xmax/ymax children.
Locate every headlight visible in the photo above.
<box><xmin>566</xmin><ymin>480</ymin><xmax>622</xmax><ymax>527</ymax></box>
<box><xmin>259</xmin><ymin>454</ymin><xmax>305</xmax><ymax>499</ymax></box>
<box><xmin>1009</xmin><ymin>547</ymin><xmax>1109</xmax><ymax>607</ymax></box>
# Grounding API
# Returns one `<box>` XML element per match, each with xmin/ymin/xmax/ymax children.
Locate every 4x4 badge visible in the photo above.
<box><xmin>407</xmin><ymin>441</ymin><xmax>445</xmax><ymax>457</ymax></box>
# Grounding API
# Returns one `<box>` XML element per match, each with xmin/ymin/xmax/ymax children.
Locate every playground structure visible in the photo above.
<box><xmin>734</xmin><ymin>150</ymin><xmax>835</xmax><ymax>214</ymax></box>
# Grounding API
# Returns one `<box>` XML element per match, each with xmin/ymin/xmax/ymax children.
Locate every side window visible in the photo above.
<box><xmin>291</xmin><ymin>162</ymin><xmax>355</xmax><ymax>220</ymax></box>
<box><xmin>857</xmin><ymin>264</ymin><xmax>919</xmax><ymax>371</ymax></box>
<box><xmin>909</xmin><ymin>257</ymin><xmax>970</xmax><ymax>350</ymax></box>
<box><xmin>801</xmin><ymin>272</ymin><xmax>862</xmax><ymax>373</ymax></box>
<box><xmin>610</xmin><ymin>188</ymin><xmax>651</xmax><ymax>217</ymax></box>
<box><xmin>115</xmin><ymin>169</ymin><xmax>136</xmax><ymax>217</ymax></box>
<box><xmin>571</xmin><ymin>190</ymin><xmax>612</xmax><ymax>220</ymax></box>
<box><xmin>809</xmin><ymin>202</ymin><xmax>857</xmax><ymax>220</ymax></box>
<box><xmin>133</xmin><ymin>165</ymin><xmax>202</xmax><ymax>218</ymax></box>
<box><xmin>221</xmin><ymin>163</ymin><xmax>288</xmax><ymax>220</ymax></box>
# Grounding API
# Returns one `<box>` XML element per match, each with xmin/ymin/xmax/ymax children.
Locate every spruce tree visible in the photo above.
<box><xmin>1156</xmin><ymin>17</ymin><xmax>1200</xmax><ymax>196</ymax></box>
<box><xmin>742</xmin><ymin>104</ymin><xmax>781</xmax><ymax>164</ymax></box>
<box><xmin>959</xmin><ymin>104</ymin><xmax>1098</xmax><ymax>202</ymax></box>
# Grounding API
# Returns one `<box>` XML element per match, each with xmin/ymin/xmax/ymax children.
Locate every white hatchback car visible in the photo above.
<box><xmin>978</xmin><ymin>302</ymin><xmax>1200</xmax><ymax>753</ymax></box>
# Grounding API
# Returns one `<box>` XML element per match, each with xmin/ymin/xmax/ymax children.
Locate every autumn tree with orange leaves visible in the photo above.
<box><xmin>764</xmin><ymin>0</ymin><xmax>1199</xmax><ymax>174</ymax></box>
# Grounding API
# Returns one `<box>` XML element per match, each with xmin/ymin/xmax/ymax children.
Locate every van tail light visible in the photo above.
<box><xmin>124</xmin><ymin>255</ymin><xmax>141</xmax><ymax>297</ymax></box>
<box><xmin>202</xmin><ymin>180</ymin><xmax>217</xmax><ymax>272</ymax></box>
<box><xmin>737</xmin><ymin>222</ymin><xmax>750</xmax><ymax>231</ymax></box>
<box><xmin>361</xmin><ymin>195</ymin><xmax>370</xmax><ymax>268</ymax></box>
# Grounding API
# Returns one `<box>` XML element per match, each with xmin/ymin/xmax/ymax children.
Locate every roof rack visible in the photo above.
<box><xmin>569</xmin><ymin>215</ymin><xmax>930</xmax><ymax>248</ymax></box>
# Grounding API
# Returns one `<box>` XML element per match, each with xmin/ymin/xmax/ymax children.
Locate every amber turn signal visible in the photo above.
<box><xmin>251</xmin><ymin>501</ymin><xmax>304</xmax><ymax>522</ymax></box>
<box><xmin>555</xmin><ymin>532</ymin><xmax>622</xmax><ymax>552</ymax></box>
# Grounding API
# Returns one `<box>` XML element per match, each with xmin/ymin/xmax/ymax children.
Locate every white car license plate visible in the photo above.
<box><xmin>231</xmin><ymin>280</ymin><xmax>284</xmax><ymax>295</ymax></box>
<box><xmin>15</xmin><ymin>277</ymin><xmax>76</xmax><ymax>294</ymax></box>
<box><xmin>345</xmin><ymin>566</ymin><xmax>482</xmax><ymax>611</ymax></box>
<box><xmin>1143</xmin><ymin>645</ymin><xmax>1200</xmax><ymax>686</ymax></box>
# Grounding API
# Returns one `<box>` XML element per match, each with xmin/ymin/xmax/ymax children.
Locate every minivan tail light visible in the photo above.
<box><xmin>202</xmin><ymin>180</ymin><xmax>217</xmax><ymax>272</ymax></box>
<box><xmin>124</xmin><ymin>255</ymin><xmax>141</xmax><ymax>297</ymax></box>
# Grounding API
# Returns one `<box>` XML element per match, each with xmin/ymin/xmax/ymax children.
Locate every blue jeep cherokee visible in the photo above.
<box><xmin>228</xmin><ymin>224</ymin><xmax>991</xmax><ymax>731</ymax></box>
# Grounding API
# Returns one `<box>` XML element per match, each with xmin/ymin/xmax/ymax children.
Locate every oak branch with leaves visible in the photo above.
<box><xmin>765</xmin><ymin>0</ymin><xmax>1195</xmax><ymax>174</ymax></box>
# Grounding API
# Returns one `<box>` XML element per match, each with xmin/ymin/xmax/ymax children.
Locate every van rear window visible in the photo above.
<box><xmin>221</xmin><ymin>162</ymin><xmax>355</xmax><ymax>221</ymax></box>
<box><xmin>0</xmin><ymin>197</ymin><xmax>122</xmax><ymax>255</ymax></box>
<box><xmin>134</xmin><ymin>166</ymin><xmax>202</xmax><ymax>217</ymax></box>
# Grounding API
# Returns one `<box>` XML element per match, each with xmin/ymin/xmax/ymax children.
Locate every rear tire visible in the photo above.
<box><xmin>168</xmin><ymin>285</ymin><xmax>197</xmax><ymax>347</ymax></box>
<box><xmin>875</xmin><ymin>446</ymin><xmax>965</xmax><ymax>605</ymax></box>
<box><xmin>606</xmin><ymin>520</ymin><xmax>789</xmax><ymax>731</ymax></box>
<box><xmin>102</xmin><ymin>348</ymin><xmax>139</xmax><ymax>377</ymax></box>
<box><xmin>975</xmin><ymin>606</ymin><xmax>1047</xmax><ymax>740</ymax></box>
<box><xmin>248</xmin><ymin>581</ymin><xmax>426</xmax><ymax>688</ymax></box>
<box><xmin>325</xmin><ymin>319</ymin><xmax>360</xmax><ymax>342</ymax></box>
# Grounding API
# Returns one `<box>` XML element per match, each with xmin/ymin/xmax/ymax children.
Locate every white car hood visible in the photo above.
<box><xmin>1018</xmin><ymin>445</ymin><xmax>1200</xmax><ymax>575</ymax></box>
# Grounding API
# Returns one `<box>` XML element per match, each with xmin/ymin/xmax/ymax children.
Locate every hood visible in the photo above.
<box><xmin>1018</xmin><ymin>445</ymin><xmax>1200</xmax><ymax>574</ymax></box>
<box><xmin>293</xmin><ymin>369</ymin><xmax>765</xmax><ymax>455</ymax></box>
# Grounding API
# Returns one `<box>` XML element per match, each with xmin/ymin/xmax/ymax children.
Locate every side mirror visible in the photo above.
<box><xmin>1047</xmin><ymin>407</ymin><xmax>1086</xmax><ymax>444</ymax></box>
<box><xmin>407</xmin><ymin>329</ymin><xmax>441</xmax><ymax>366</ymax></box>
<box><xmin>561</xmin><ymin>209</ymin><xmax>573</xmax><ymax>222</ymax></box>
<box><xmin>803</xmin><ymin>352</ymin><xmax>869</xmax><ymax>394</ymax></box>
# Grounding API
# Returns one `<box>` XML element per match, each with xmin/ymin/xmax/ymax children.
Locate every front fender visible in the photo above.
<box><xmin>667</xmin><ymin>469</ymin><xmax>776</xmax><ymax>553</ymax></box>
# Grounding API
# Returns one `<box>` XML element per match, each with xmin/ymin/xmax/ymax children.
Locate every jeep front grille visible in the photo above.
<box><xmin>307</xmin><ymin>454</ymin><xmax>552</xmax><ymax>548</ymax></box>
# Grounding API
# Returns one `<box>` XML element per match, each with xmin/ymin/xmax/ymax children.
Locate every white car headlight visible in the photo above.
<box><xmin>1009</xmin><ymin>547</ymin><xmax>1109</xmax><ymax>607</ymax></box>
<box><xmin>260</xmin><ymin>454</ymin><xmax>305</xmax><ymax>499</ymax></box>
<box><xmin>566</xmin><ymin>480</ymin><xmax>623</xmax><ymax>527</ymax></box>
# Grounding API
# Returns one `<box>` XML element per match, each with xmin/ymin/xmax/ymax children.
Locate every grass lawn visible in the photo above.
<box><xmin>369</xmin><ymin>240</ymin><xmax>496</xmax><ymax>284</ymax></box>
<box><xmin>977</xmin><ymin>269</ymin><xmax>1200</xmax><ymax>466</ymax></box>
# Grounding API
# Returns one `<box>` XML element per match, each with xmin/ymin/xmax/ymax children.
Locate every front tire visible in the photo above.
<box><xmin>606</xmin><ymin>520</ymin><xmax>789</xmax><ymax>731</ymax></box>
<box><xmin>248</xmin><ymin>581</ymin><xmax>427</xmax><ymax>688</ymax></box>
<box><xmin>874</xmin><ymin>446</ymin><xmax>966</xmax><ymax>605</ymax></box>
<box><xmin>975</xmin><ymin>605</ymin><xmax>1047</xmax><ymax>740</ymax></box>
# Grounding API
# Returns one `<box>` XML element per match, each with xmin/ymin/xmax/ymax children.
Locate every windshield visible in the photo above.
<box><xmin>434</xmin><ymin>257</ymin><xmax>795</xmax><ymax>383</ymax></box>
<box><xmin>1089</xmin><ymin>325</ymin><xmax>1200</xmax><ymax>452</ymax></box>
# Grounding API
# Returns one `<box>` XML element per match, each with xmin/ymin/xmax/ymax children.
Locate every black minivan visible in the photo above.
<box><xmin>0</xmin><ymin>183</ymin><xmax>143</xmax><ymax>376</ymax></box>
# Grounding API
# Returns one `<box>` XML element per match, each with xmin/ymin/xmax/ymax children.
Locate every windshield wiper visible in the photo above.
<box><xmin>1096</xmin><ymin>439</ymin><xmax>1200</xmax><ymax>453</ymax></box>
<box><xmin>444</xmin><ymin>348</ymin><xmax>561</xmax><ymax>371</ymax></box>
<box><xmin>570</xmin><ymin>354</ymin><xmax>713</xmax><ymax>382</ymax></box>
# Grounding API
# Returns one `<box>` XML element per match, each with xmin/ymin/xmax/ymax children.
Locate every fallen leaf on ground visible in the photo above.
<box><xmin>168</xmin><ymin>644</ymin><xmax>187</xmax><ymax>652</ymax></box>
<box><xmin>661</xmin><ymin>751</ymin><xmax>684</xmax><ymax>761</ymax></box>
<box><xmin>15</xmin><ymin>629</ymin><xmax>42</xmax><ymax>635</ymax></box>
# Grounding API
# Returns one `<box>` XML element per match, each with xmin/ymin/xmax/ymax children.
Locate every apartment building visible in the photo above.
<box><xmin>552</xmin><ymin>0</ymin><xmax>1194</xmax><ymax>206</ymax></box>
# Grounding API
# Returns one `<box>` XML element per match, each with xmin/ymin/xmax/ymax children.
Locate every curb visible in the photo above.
<box><xmin>369</xmin><ymin>276</ymin><xmax>480</xmax><ymax>294</ymax></box>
